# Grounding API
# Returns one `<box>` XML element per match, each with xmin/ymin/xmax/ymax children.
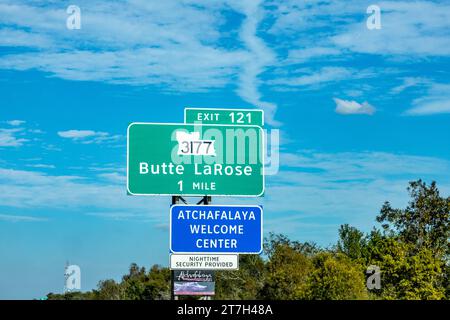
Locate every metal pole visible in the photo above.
<box><xmin>203</xmin><ymin>195</ymin><xmax>213</xmax><ymax>300</ymax></box>
<box><xmin>170</xmin><ymin>195</ymin><xmax>213</xmax><ymax>300</ymax></box>
<box><xmin>171</xmin><ymin>196</ymin><xmax>177</xmax><ymax>301</ymax></box>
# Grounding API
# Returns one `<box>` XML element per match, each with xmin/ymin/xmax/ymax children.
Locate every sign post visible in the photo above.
<box><xmin>127</xmin><ymin>108</ymin><xmax>266</xmax><ymax>300</ymax></box>
<box><xmin>170</xmin><ymin>196</ymin><xmax>216</xmax><ymax>300</ymax></box>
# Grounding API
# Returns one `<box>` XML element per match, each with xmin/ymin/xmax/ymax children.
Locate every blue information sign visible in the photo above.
<box><xmin>170</xmin><ymin>205</ymin><xmax>263</xmax><ymax>254</ymax></box>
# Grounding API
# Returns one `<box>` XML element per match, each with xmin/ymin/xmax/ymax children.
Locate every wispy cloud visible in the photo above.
<box><xmin>6</xmin><ymin>120</ymin><xmax>26</xmax><ymax>126</ymax></box>
<box><xmin>0</xmin><ymin>167</ymin><xmax>167</xmax><ymax>222</ymax></box>
<box><xmin>270</xmin><ymin>67</ymin><xmax>374</xmax><ymax>88</ymax></box>
<box><xmin>0</xmin><ymin>28</ymin><xmax>52</xmax><ymax>48</ymax></box>
<box><xmin>258</xmin><ymin>150</ymin><xmax>450</xmax><ymax>241</ymax></box>
<box><xmin>0</xmin><ymin>1</ymin><xmax>281</xmax><ymax>124</ymax></box>
<box><xmin>235</xmin><ymin>1</ymin><xmax>279</xmax><ymax>125</ymax></box>
<box><xmin>405</xmin><ymin>83</ymin><xmax>450</xmax><ymax>115</ymax></box>
<box><xmin>57</xmin><ymin>130</ymin><xmax>123</xmax><ymax>144</ymax></box>
<box><xmin>285</xmin><ymin>47</ymin><xmax>342</xmax><ymax>64</ymax></box>
<box><xmin>332</xmin><ymin>1</ymin><xmax>450</xmax><ymax>57</ymax></box>
<box><xmin>407</xmin><ymin>100</ymin><xmax>450</xmax><ymax>116</ymax></box>
<box><xmin>88</xmin><ymin>165</ymin><xmax>126</xmax><ymax>173</ymax></box>
<box><xmin>26</xmin><ymin>164</ymin><xmax>55</xmax><ymax>169</ymax></box>
<box><xmin>333</xmin><ymin>98</ymin><xmax>376</xmax><ymax>115</ymax></box>
<box><xmin>58</xmin><ymin>130</ymin><xmax>101</xmax><ymax>139</ymax></box>
<box><xmin>390</xmin><ymin>77</ymin><xmax>430</xmax><ymax>94</ymax></box>
<box><xmin>0</xmin><ymin>214</ymin><xmax>47</xmax><ymax>222</ymax></box>
<box><xmin>269</xmin><ymin>0</ymin><xmax>450</xmax><ymax>58</ymax></box>
<box><xmin>0</xmin><ymin>1</ymin><xmax>243</xmax><ymax>88</ymax></box>
<box><xmin>97</xmin><ymin>172</ymin><xmax>126</xmax><ymax>184</ymax></box>
<box><xmin>0</xmin><ymin>128</ymin><xmax>28</xmax><ymax>147</ymax></box>
<box><xmin>1</xmin><ymin>0</ymin><xmax>449</xmax><ymax>124</ymax></box>
<box><xmin>85</xmin><ymin>211</ymin><xmax>153</xmax><ymax>221</ymax></box>
<box><xmin>280</xmin><ymin>151</ymin><xmax>450</xmax><ymax>178</ymax></box>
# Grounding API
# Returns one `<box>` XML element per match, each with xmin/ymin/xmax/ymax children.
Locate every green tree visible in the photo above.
<box><xmin>142</xmin><ymin>265</ymin><xmax>170</xmax><ymax>300</ymax></box>
<box><xmin>373</xmin><ymin>180</ymin><xmax>449</xmax><ymax>299</ymax></box>
<box><xmin>365</xmin><ymin>233</ymin><xmax>445</xmax><ymax>299</ymax></box>
<box><xmin>377</xmin><ymin>180</ymin><xmax>449</xmax><ymax>256</ymax></box>
<box><xmin>216</xmin><ymin>254</ymin><xmax>265</xmax><ymax>299</ymax></box>
<box><xmin>337</xmin><ymin>224</ymin><xmax>367</xmax><ymax>261</ymax></box>
<box><xmin>121</xmin><ymin>263</ymin><xmax>147</xmax><ymax>300</ymax></box>
<box><xmin>121</xmin><ymin>263</ymin><xmax>170</xmax><ymax>300</ymax></box>
<box><xmin>259</xmin><ymin>234</ymin><xmax>313</xmax><ymax>299</ymax></box>
<box><xmin>47</xmin><ymin>291</ymin><xmax>94</xmax><ymax>300</ymax></box>
<box><xmin>94</xmin><ymin>279</ymin><xmax>124</xmax><ymax>300</ymax></box>
<box><xmin>302</xmin><ymin>252</ymin><xmax>368</xmax><ymax>300</ymax></box>
<box><xmin>45</xmin><ymin>180</ymin><xmax>448</xmax><ymax>300</ymax></box>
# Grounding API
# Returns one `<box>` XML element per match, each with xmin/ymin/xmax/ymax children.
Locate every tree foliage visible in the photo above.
<box><xmin>301</xmin><ymin>253</ymin><xmax>368</xmax><ymax>300</ymax></box>
<box><xmin>47</xmin><ymin>180</ymin><xmax>449</xmax><ymax>300</ymax></box>
<box><xmin>215</xmin><ymin>254</ymin><xmax>265</xmax><ymax>300</ymax></box>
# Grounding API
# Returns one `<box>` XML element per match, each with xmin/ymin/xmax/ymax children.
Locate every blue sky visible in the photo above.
<box><xmin>1</xmin><ymin>0</ymin><xmax>450</xmax><ymax>299</ymax></box>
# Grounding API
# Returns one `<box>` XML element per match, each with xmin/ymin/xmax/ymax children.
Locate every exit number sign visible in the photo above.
<box><xmin>185</xmin><ymin>108</ymin><xmax>264</xmax><ymax>126</ymax></box>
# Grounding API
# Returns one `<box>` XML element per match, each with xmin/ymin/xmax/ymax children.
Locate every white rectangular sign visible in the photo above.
<box><xmin>170</xmin><ymin>254</ymin><xmax>239</xmax><ymax>270</ymax></box>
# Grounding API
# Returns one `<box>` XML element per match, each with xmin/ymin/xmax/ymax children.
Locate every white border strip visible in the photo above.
<box><xmin>184</xmin><ymin>107</ymin><xmax>264</xmax><ymax>126</ymax></box>
<box><xmin>169</xmin><ymin>254</ymin><xmax>240</xmax><ymax>270</ymax></box>
<box><xmin>126</xmin><ymin>122</ymin><xmax>265</xmax><ymax>197</ymax></box>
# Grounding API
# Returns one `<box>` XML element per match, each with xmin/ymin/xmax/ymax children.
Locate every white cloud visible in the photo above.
<box><xmin>58</xmin><ymin>130</ymin><xmax>99</xmax><ymax>139</ymax></box>
<box><xmin>267</xmin><ymin>1</ymin><xmax>362</xmax><ymax>36</ymax></box>
<box><xmin>0</xmin><ymin>214</ymin><xmax>47</xmax><ymax>222</ymax></box>
<box><xmin>333</xmin><ymin>98</ymin><xmax>376</xmax><ymax>115</ymax></box>
<box><xmin>26</xmin><ymin>164</ymin><xmax>55</xmax><ymax>169</ymax></box>
<box><xmin>193</xmin><ymin>150</ymin><xmax>445</xmax><ymax>221</ymax></box>
<box><xmin>0</xmin><ymin>166</ymin><xmax>168</xmax><ymax>231</ymax></box>
<box><xmin>0</xmin><ymin>1</ymin><xmax>280</xmax><ymax>125</ymax></box>
<box><xmin>267</xmin><ymin>1</ymin><xmax>450</xmax><ymax>58</ymax></box>
<box><xmin>0</xmin><ymin>28</ymin><xmax>52</xmax><ymax>48</ymax></box>
<box><xmin>0</xmin><ymin>48</ymin><xmax>245</xmax><ymax>90</ymax></box>
<box><xmin>57</xmin><ymin>130</ymin><xmax>123</xmax><ymax>144</ymax></box>
<box><xmin>407</xmin><ymin>100</ymin><xmax>450</xmax><ymax>116</ymax></box>
<box><xmin>405</xmin><ymin>83</ymin><xmax>450</xmax><ymax>115</ymax></box>
<box><xmin>89</xmin><ymin>165</ymin><xmax>126</xmax><ymax>173</ymax></box>
<box><xmin>280</xmin><ymin>151</ymin><xmax>450</xmax><ymax>178</ymax></box>
<box><xmin>234</xmin><ymin>0</ymin><xmax>279</xmax><ymax>126</ymax></box>
<box><xmin>85</xmin><ymin>211</ymin><xmax>153</xmax><ymax>221</ymax></box>
<box><xmin>390</xmin><ymin>77</ymin><xmax>429</xmax><ymax>94</ymax></box>
<box><xmin>97</xmin><ymin>172</ymin><xmax>126</xmax><ymax>184</ymax></box>
<box><xmin>0</xmin><ymin>167</ymin><xmax>167</xmax><ymax>222</ymax></box>
<box><xmin>42</xmin><ymin>144</ymin><xmax>61</xmax><ymax>152</ymax></box>
<box><xmin>6</xmin><ymin>120</ymin><xmax>26</xmax><ymax>126</ymax></box>
<box><xmin>285</xmin><ymin>47</ymin><xmax>342</xmax><ymax>64</ymax></box>
<box><xmin>271</xmin><ymin>67</ymin><xmax>357</xmax><ymax>87</ymax></box>
<box><xmin>332</xmin><ymin>1</ymin><xmax>450</xmax><ymax>57</ymax></box>
<box><xmin>0</xmin><ymin>128</ymin><xmax>28</xmax><ymax>147</ymax></box>
<box><xmin>1</xmin><ymin>0</ymin><xmax>449</xmax><ymax>124</ymax></box>
<box><xmin>28</xmin><ymin>129</ymin><xmax>44</xmax><ymax>134</ymax></box>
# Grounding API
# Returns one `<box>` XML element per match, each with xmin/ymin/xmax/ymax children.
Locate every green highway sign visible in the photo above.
<box><xmin>127</xmin><ymin>123</ymin><xmax>264</xmax><ymax>196</ymax></box>
<box><xmin>185</xmin><ymin>108</ymin><xmax>264</xmax><ymax>126</ymax></box>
